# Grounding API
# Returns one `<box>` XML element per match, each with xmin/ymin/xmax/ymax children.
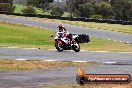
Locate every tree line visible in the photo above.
<box><xmin>13</xmin><ymin>0</ymin><xmax>132</xmax><ymax>21</ymax></box>
<box><xmin>66</xmin><ymin>0</ymin><xmax>132</xmax><ymax>21</ymax></box>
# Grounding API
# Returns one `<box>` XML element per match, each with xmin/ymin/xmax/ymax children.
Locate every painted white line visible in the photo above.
<box><xmin>24</xmin><ymin>48</ymin><xmax>38</xmax><ymax>50</ymax></box>
<box><xmin>48</xmin><ymin>49</ymin><xmax>86</xmax><ymax>52</ymax></box>
<box><xmin>116</xmin><ymin>52</ymin><xmax>132</xmax><ymax>53</ymax></box>
<box><xmin>87</xmin><ymin>51</ymin><xmax>132</xmax><ymax>53</ymax></box>
<box><xmin>0</xmin><ymin>47</ymin><xmax>38</xmax><ymax>50</ymax></box>
<box><xmin>80</xmin><ymin>50</ymin><xmax>86</xmax><ymax>51</ymax></box>
<box><xmin>73</xmin><ymin>61</ymin><xmax>87</xmax><ymax>63</ymax></box>
<box><xmin>102</xmin><ymin>62</ymin><xmax>116</xmax><ymax>64</ymax></box>
<box><xmin>0</xmin><ymin>47</ymin><xmax>39</xmax><ymax>49</ymax></box>
<box><xmin>48</xmin><ymin>49</ymin><xmax>56</xmax><ymax>51</ymax></box>
<box><xmin>44</xmin><ymin>60</ymin><xmax>57</xmax><ymax>62</ymax></box>
<box><xmin>87</xmin><ymin>51</ymin><xmax>109</xmax><ymax>53</ymax></box>
<box><xmin>2</xmin><ymin>47</ymin><xmax>132</xmax><ymax>53</ymax></box>
<box><xmin>95</xmin><ymin>51</ymin><xmax>109</xmax><ymax>52</ymax></box>
<box><xmin>0</xmin><ymin>47</ymin><xmax>20</xmax><ymax>49</ymax></box>
<box><xmin>15</xmin><ymin>59</ymin><xmax>28</xmax><ymax>61</ymax></box>
<box><xmin>0</xmin><ymin>47</ymin><xmax>132</xmax><ymax>53</ymax></box>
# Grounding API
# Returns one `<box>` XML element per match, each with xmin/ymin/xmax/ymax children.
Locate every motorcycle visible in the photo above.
<box><xmin>51</xmin><ymin>32</ymin><xmax>80</xmax><ymax>52</ymax></box>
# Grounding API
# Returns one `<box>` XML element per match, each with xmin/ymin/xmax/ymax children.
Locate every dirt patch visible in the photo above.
<box><xmin>0</xmin><ymin>59</ymin><xmax>96</xmax><ymax>70</ymax></box>
<box><xmin>47</xmin><ymin>83</ymin><xmax>132</xmax><ymax>88</ymax></box>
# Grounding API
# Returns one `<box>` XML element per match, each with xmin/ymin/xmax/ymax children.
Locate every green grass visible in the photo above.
<box><xmin>80</xmin><ymin>37</ymin><xmax>132</xmax><ymax>52</ymax></box>
<box><xmin>14</xmin><ymin>4</ymin><xmax>50</xmax><ymax>15</ymax></box>
<box><xmin>14</xmin><ymin>4</ymin><xmax>24</xmax><ymax>13</ymax></box>
<box><xmin>0</xmin><ymin>21</ymin><xmax>132</xmax><ymax>52</ymax></box>
<box><xmin>0</xmin><ymin>59</ymin><xmax>96</xmax><ymax>70</ymax></box>
<box><xmin>0</xmin><ymin>21</ymin><xmax>54</xmax><ymax>48</ymax></box>
<box><xmin>62</xmin><ymin>11</ymin><xmax>70</xmax><ymax>17</ymax></box>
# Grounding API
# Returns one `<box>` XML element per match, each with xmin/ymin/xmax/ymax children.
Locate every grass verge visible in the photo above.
<box><xmin>14</xmin><ymin>4</ymin><xmax>48</xmax><ymax>15</ymax></box>
<box><xmin>47</xmin><ymin>83</ymin><xmax>132</xmax><ymax>88</ymax></box>
<box><xmin>0</xmin><ymin>21</ymin><xmax>55</xmax><ymax>49</ymax></box>
<box><xmin>0</xmin><ymin>59</ymin><xmax>96</xmax><ymax>70</ymax></box>
<box><xmin>0</xmin><ymin>21</ymin><xmax>132</xmax><ymax>52</ymax></box>
<box><xmin>81</xmin><ymin>37</ymin><xmax>132</xmax><ymax>52</ymax></box>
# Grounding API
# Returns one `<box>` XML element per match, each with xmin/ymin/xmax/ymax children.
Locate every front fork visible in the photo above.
<box><xmin>71</xmin><ymin>40</ymin><xmax>79</xmax><ymax>47</ymax></box>
<box><xmin>55</xmin><ymin>39</ymin><xmax>62</xmax><ymax>44</ymax></box>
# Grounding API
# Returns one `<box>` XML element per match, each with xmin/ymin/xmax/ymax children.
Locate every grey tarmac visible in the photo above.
<box><xmin>0</xmin><ymin>48</ymin><xmax>132</xmax><ymax>63</ymax></box>
<box><xmin>0</xmin><ymin>65</ymin><xmax>132</xmax><ymax>88</ymax></box>
<box><xmin>0</xmin><ymin>48</ymin><xmax>132</xmax><ymax>87</ymax></box>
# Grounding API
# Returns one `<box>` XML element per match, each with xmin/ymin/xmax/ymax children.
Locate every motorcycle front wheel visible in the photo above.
<box><xmin>72</xmin><ymin>43</ymin><xmax>80</xmax><ymax>52</ymax></box>
<box><xmin>55</xmin><ymin>42</ymin><xmax>63</xmax><ymax>52</ymax></box>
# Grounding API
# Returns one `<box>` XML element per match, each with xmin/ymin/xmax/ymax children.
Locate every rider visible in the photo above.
<box><xmin>58</xmin><ymin>24</ymin><xmax>70</xmax><ymax>44</ymax></box>
<box><xmin>58</xmin><ymin>24</ymin><xmax>69</xmax><ymax>36</ymax></box>
<box><xmin>58</xmin><ymin>24</ymin><xmax>67</xmax><ymax>33</ymax></box>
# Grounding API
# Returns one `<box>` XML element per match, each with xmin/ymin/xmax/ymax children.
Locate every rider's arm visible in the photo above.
<box><xmin>63</xmin><ymin>28</ymin><xmax>67</xmax><ymax>33</ymax></box>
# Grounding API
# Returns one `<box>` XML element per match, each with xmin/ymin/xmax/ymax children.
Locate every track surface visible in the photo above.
<box><xmin>0</xmin><ymin>48</ymin><xmax>132</xmax><ymax>87</ymax></box>
<box><xmin>0</xmin><ymin>48</ymin><xmax>132</xmax><ymax>63</ymax></box>
<box><xmin>0</xmin><ymin>15</ymin><xmax>132</xmax><ymax>87</ymax></box>
<box><xmin>0</xmin><ymin>65</ymin><xmax>132</xmax><ymax>88</ymax></box>
<box><xmin>0</xmin><ymin>15</ymin><xmax>132</xmax><ymax>43</ymax></box>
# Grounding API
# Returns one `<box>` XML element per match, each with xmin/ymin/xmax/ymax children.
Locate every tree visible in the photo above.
<box><xmin>0</xmin><ymin>0</ymin><xmax>15</xmax><ymax>13</ymax></box>
<box><xmin>65</xmin><ymin>0</ymin><xmax>132</xmax><ymax>21</ymax></box>
<box><xmin>110</xmin><ymin>0</ymin><xmax>132</xmax><ymax>21</ymax></box>
<box><xmin>79</xmin><ymin>3</ymin><xmax>94</xmax><ymax>17</ymax></box>
<box><xmin>50</xmin><ymin>6</ymin><xmax>64</xmax><ymax>16</ymax></box>
<box><xmin>65</xmin><ymin>0</ymin><xmax>107</xmax><ymax>17</ymax></box>
<box><xmin>22</xmin><ymin>6</ymin><xmax>36</xmax><ymax>14</ymax></box>
<box><xmin>27</xmin><ymin>0</ymin><xmax>54</xmax><ymax>12</ymax></box>
<box><xmin>13</xmin><ymin>0</ymin><xmax>27</xmax><ymax>5</ymax></box>
<box><xmin>66</xmin><ymin>0</ymin><xmax>76</xmax><ymax>17</ymax></box>
<box><xmin>95</xmin><ymin>2</ymin><xmax>113</xmax><ymax>18</ymax></box>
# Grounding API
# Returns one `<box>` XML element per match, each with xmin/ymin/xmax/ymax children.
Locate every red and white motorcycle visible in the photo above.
<box><xmin>52</xmin><ymin>32</ymin><xmax>80</xmax><ymax>52</ymax></box>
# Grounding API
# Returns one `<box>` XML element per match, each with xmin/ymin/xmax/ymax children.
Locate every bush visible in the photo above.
<box><xmin>0</xmin><ymin>3</ymin><xmax>11</xmax><ymax>8</ymax></box>
<box><xmin>50</xmin><ymin>6</ymin><xmax>64</xmax><ymax>16</ymax></box>
<box><xmin>0</xmin><ymin>3</ymin><xmax>15</xmax><ymax>13</ymax></box>
<box><xmin>90</xmin><ymin>15</ymin><xmax>103</xmax><ymax>19</ymax></box>
<box><xmin>0</xmin><ymin>3</ymin><xmax>11</xmax><ymax>12</ymax></box>
<box><xmin>11</xmin><ymin>5</ymin><xmax>16</xmax><ymax>13</ymax></box>
<box><xmin>22</xmin><ymin>6</ymin><xmax>36</xmax><ymax>14</ymax></box>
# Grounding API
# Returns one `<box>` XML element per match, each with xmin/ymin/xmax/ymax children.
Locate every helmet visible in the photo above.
<box><xmin>58</xmin><ymin>24</ymin><xmax>64</xmax><ymax>28</ymax></box>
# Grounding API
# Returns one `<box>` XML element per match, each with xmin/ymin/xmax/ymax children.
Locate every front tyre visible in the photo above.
<box><xmin>55</xmin><ymin>42</ymin><xmax>63</xmax><ymax>52</ymax></box>
<box><xmin>72</xmin><ymin>43</ymin><xmax>80</xmax><ymax>52</ymax></box>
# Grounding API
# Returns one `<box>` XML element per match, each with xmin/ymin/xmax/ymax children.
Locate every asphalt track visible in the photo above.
<box><xmin>0</xmin><ymin>48</ymin><xmax>132</xmax><ymax>63</ymax></box>
<box><xmin>0</xmin><ymin>48</ymin><xmax>132</xmax><ymax>87</ymax></box>
<box><xmin>0</xmin><ymin>65</ymin><xmax>132</xmax><ymax>88</ymax></box>
<box><xmin>0</xmin><ymin>15</ymin><xmax>132</xmax><ymax>87</ymax></box>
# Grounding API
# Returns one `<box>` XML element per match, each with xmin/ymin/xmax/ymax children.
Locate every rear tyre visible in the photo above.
<box><xmin>55</xmin><ymin>42</ymin><xmax>63</xmax><ymax>52</ymax></box>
